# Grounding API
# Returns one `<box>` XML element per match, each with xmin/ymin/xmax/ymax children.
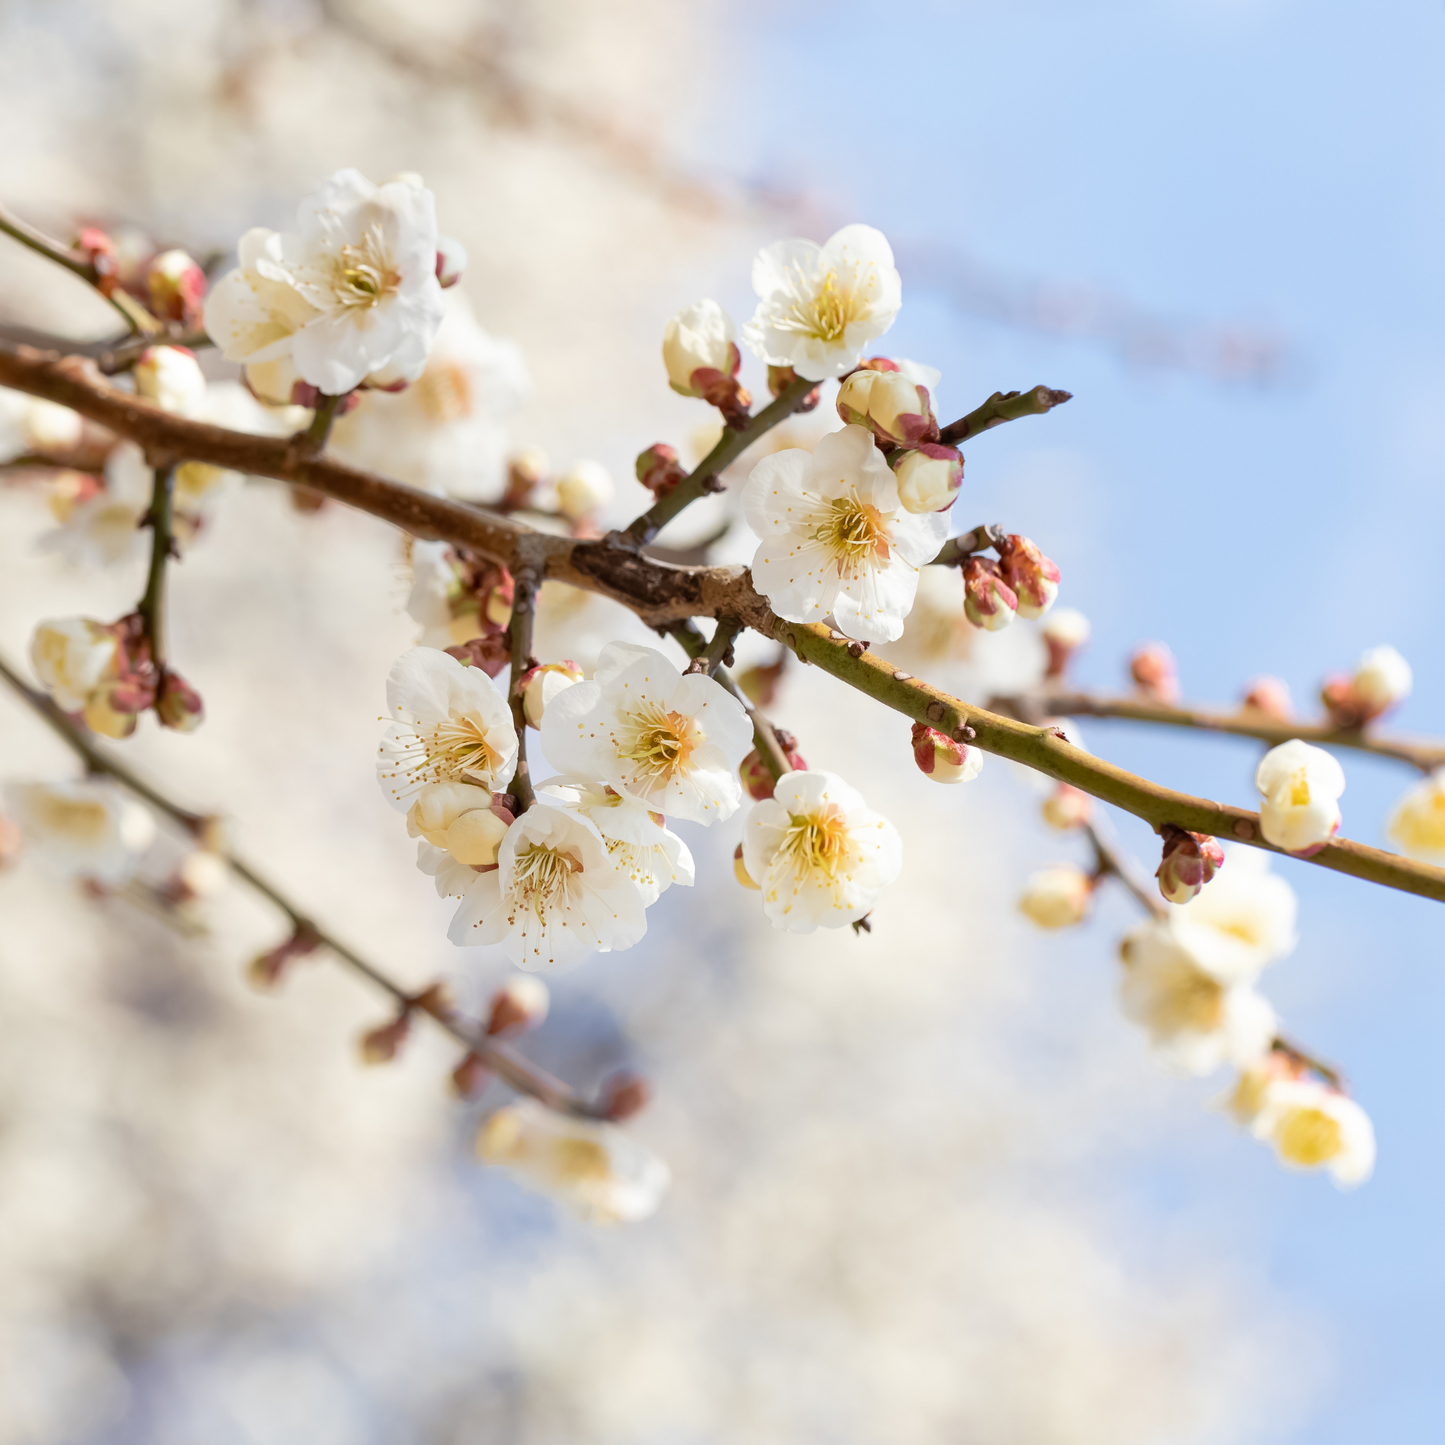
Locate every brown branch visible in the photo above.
<box><xmin>0</xmin><ymin>651</ymin><xmax>604</xmax><ymax>1117</ymax></box>
<box><xmin>506</xmin><ymin>566</ymin><xmax>539</xmax><ymax>810</ymax></box>
<box><xmin>137</xmin><ymin>463</ymin><xmax>176</xmax><ymax>670</ymax></box>
<box><xmin>1087</xmin><ymin>818</ymin><xmax>1167</xmax><ymax>919</ymax></box>
<box><xmin>929</xmin><ymin>523</ymin><xmax>1006</xmax><ymax>568</ymax></box>
<box><xmin>937</xmin><ymin>385</ymin><xmax>1072</xmax><ymax>446</ymax></box>
<box><xmin>4</xmin><ymin>341</ymin><xmax>1443</xmax><ymax>906</ymax></box>
<box><xmin>0</xmin><ymin>205</ymin><xmax>147</xmax><ymax>334</ymax></box>
<box><xmin>1015</xmin><ymin>685</ymin><xmax>1445</xmax><ymax>775</ymax></box>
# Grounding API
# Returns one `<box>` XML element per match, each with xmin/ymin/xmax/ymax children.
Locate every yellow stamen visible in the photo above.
<box><xmin>617</xmin><ymin>704</ymin><xmax>699</xmax><ymax>783</ymax></box>
<box><xmin>1277</xmin><ymin>1107</ymin><xmax>1343</xmax><ymax>1167</ymax></box>
<box><xmin>813</xmin><ymin>496</ymin><xmax>890</xmax><ymax>578</ymax></box>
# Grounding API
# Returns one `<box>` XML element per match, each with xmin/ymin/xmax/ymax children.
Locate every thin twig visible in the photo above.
<box><xmin>506</xmin><ymin>567</ymin><xmax>539</xmax><ymax>810</ymax></box>
<box><xmin>929</xmin><ymin>523</ymin><xmax>1007</xmax><ymax>568</ymax></box>
<box><xmin>138</xmin><ymin>463</ymin><xmax>176</xmax><ymax>671</ymax></box>
<box><xmin>302</xmin><ymin>393</ymin><xmax>345</xmax><ymax>450</ymax></box>
<box><xmin>0</xmin><ymin>651</ymin><xmax>603</xmax><ymax>1117</ymax></box>
<box><xmin>0</xmin><ymin>203</ymin><xmax>145</xmax><ymax>334</ymax></box>
<box><xmin>621</xmin><ymin>373</ymin><xmax>816</xmax><ymax>545</ymax></box>
<box><xmin>936</xmin><ymin>385</ymin><xmax>1072</xmax><ymax>446</ymax></box>
<box><xmin>1086</xmin><ymin>817</ymin><xmax>1167</xmax><ymax>919</ymax></box>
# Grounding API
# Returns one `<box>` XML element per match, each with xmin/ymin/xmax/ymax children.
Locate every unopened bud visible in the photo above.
<box><xmin>737</xmin><ymin>656</ymin><xmax>786</xmax><ymax>708</ymax></box>
<box><xmin>74</xmin><ymin>225</ymin><xmax>118</xmax><ymax>284</ymax></box>
<box><xmin>910</xmin><ymin>722</ymin><xmax>983</xmax><ymax>783</ymax></box>
<box><xmin>1155</xmin><ymin>824</ymin><xmax>1225</xmax><ymax>904</ymax></box>
<box><xmin>663</xmin><ymin>300</ymin><xmax>745</xmax><ymax>415</ymax></box>
<box><xmin>133</xmin><ymin>346</ymin><xmax>206</xmax><ymax>416</ymax></box>
<box><xmin>556</xmin><ymin>459</ymin><xmax>614</xmax><ymax>521</ymax></box>
<box><xmin>1019</xmin><ymin>865</ymin><xmax>1095</xmax><ymax>930</ymax></box>
<box><xmin>891</xmin><ymin>443</ymin><xmax>963</xmax><ymax>514</ymax></box>
<box><xmin>407</xmin><ymin>782</ymin><xmax>512</xmax><ymax>866</ymax></box>
<box><xmin>1242</xmin><ymin>676</ymin><xmax>1293</xmax><ymax>721</ymax></box>
<box><xmin>1130</xmin><ymin>642</ymin><xmax>1180</xmax><ymax>704</ymax></box>
<box><xmin>1041</xmin><ymin>607</ymin><xmax>1090</xmax><ymax>677</ymax></box>
<box><xmin>503</xmin><ymin>447</ymin><xmax>547</xmax><ymax>508</ymax></box>
<box><xmin>487</xmin><ymin>974</ymin><xmax>551</xmax><ymax>1035</ymax></box>
<box><xmin>25</xmin><ymin>401</ymin><xmax>83</xmax><ymax>454</ymax></box>
<box><xmin>521</xmin><ymin>660</ymin><xmax>584</xmax><ymax>728</ymax></box>
<box><xmin>359</xmin><ymin>1011</ymin><xmax>412</xmax><ymax>1065</ymax></box>
<box><xmin>451</xmin><ymin>1051</ymin><xmax>492</xmax><ymax>1099</ymax></box>
<box><xmin>635</xmin><ymin>443</ymin><xmax>687</xmax><ymax>497</ymax></box>
<box><xmin>435</xmin><ymin>234</ymin><xmax>467</xmax><ymax>289</ymax></box>
<box><xmin>145</xmin><ymin>249</ymin><xmax>207</xmax><ymax>327</ymax></box>
<box><xmin>1041</xmin><ymin>783</ymin><xmax>1093</xmax><ymax>830</ymax></box>
<box><xmin>445</xmin><ymin>632</ymin><xmax>511</xmax><ymax>678</ymax></box>
<box><xmin>836</xmin><ymin>367</ymin><xmax>938</xmax><ymax>447</ymax></box>
<box><xmin>598</xmin><ymin>1070</ymin><xmax>652</xmax><ymax>1121</ymax></box>
<box><xmin>962</xmin><ymin>557</ymin><xmax>1018</xmax><ymax>631</ymax></box>
<box><xmin>996</xmin><ymin>534</ymin><xmax>1061</xmax><ymax>619</ymax></box>
<box><xmin>177</xmin><ymin>848</ymin><xmax>227</xmax><ymax>899</ymax></box>
<box><xmin>156</xmin><ymin>670</ymin><xmax>204</xmax><ymax>732</ymax></box>
<box><xmin>1323</xmin><ymin>645</ymin><xmax>1412</xmax><ymax>726</ymax></box>
<box><xmin>82</xmin><ymin>688</ymin><xmax>140</xmax><ymax>740</ymax></box>
<box><xmin>0</xmin><ymin>814</ymin><xmax>21</xmax><ymax>870</ymax></box>
<box><xmin>733</xmin><ymin>843</ymin><xmax>759</xmax><ymax>889</ymax></box>
<box><xmin>247</xmin><ymin>926</ymin><xmax>321</xmax><ymax>990</ymax></box>
<box><xmin>767</xmin><ymin>364</ymin><xmax>821</xmax><ymax>410</ymax></box>
<box><xmin>739</xmin><ymin>739</ymin><xmax>806</xmax><ymax>800</ymax></box>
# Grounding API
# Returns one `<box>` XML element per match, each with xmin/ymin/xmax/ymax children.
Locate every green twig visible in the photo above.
<box><xmin>936</xmin><ymin>385</ymin><xmax>1071</xmax><ymax>446</ymax></box>
<box><xmin>138</xmin><ymin>464</ymin><xmax>176</xmax><ymax>671</ymax></box>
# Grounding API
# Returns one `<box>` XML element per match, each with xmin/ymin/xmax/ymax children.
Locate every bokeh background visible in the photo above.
<box><xmin>1</xmin><ymin>0</ymin><xmax>1442</xmax><ymax>1440</ymax></box>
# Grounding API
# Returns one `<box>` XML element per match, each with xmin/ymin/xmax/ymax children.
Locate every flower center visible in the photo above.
<box><xmin>332</xmin><ymin>227</ymin><xmax>400</xmax><ymax>309</ymax></box>
<box><xmin>1277</xmin><ymin>1107</ymin><xmax>1343</xmax><ymax>1166</ymax></box>
<box><xmin>1142</xmin><ymin>961</ymin><xmax>1224</xmax><ymax>1034</ymax></box>
<box><xmin>34</xmin><ymin>794</ymin><xmax>110</xmax><ymax>844</ymax></box>
<box><xmin>512</xmin><ymin>843</ymin><xmax>582</xmax><ymax>920</ymax></box>
<box><xmin>814</xmin><ymin>495</ymin><xmax>891</xmax><ymax>578</ymax></box>
<box><xmin>417</xmin><ymin>362</ymin><xmax>475</xmax><ymax>423</ymax></box>
<box><xmin>1287</xmin><ymin>771</ymin><xmax>1312</xmax><ymax>808</ymax></box>
<box><xmin>545</xmin><ymin>1135</ymin><xmax>612</xmax><ymax>1186</ymax></box>
<box><xmin>777</xmin><ymin>804</ymin><xmax>851</xmax><ymax>880</ymax></box>
<box><xmin>617</xmin><ymin>704</ymin><xmax>699</xmax><ymax>783</ymax></box>
<box><xmin>390</xmin><ymin>715</ymin><xmax>503</xmax><ymax>796</ymax></box>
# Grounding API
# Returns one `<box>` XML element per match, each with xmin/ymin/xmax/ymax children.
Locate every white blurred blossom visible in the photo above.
<box><xmin>1255</xmin><ymin>740</ymin><xmax>1345</xmax><ymax>855</ymax></box>
<box><xmin>0</xmin><ymin>388</ymin><xmax>82</xmax><ymax>460</ymax></box>
<box><xmin>1019</xmin><ymin>864</ymin><xmax>1094</xmax><ymax>929</ymax></box>
<box><xmin>132</xmin><ymin>345</ymin><xmax>207</xmax><ymax>416</ymax></box>
<box><xmin>29</xmin><ymin>617</ymin><xmax>117</xmax><ymax>712</ymax></box>
<box><xmin>1387</xmin><ymin>768</ymin><xmax>1445</xmax><ymax>862</ymax></box>
<box><xmin>556</xmin><ymin>459</ymin><xmax>615</xmax><ymax>521</ymax></box>
<box><xmin>5</xmin><ymin>779</ymin><xmax>154</xmax><ymax>885</ymax></box>
<box><xmin>1249</xmin><ymin>1077</ymin><xmax>1376</xmax><ymax>1188</ymax></box>
<box><xmin>1351</xmin><ymin>644</ymin><xmax>1412</xmax><ymax>714</ymax></box>
<box><xmin>1167</xmin><ymin>846</ymin><xmax>1297</xmax><ymax>985</ymax></box>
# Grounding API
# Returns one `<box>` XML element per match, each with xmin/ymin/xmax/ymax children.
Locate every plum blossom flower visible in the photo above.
<box><xmin>744</xmin><ymin>225</ymin><xmax>902</xmax><ymax>381</ymax></box>
<box><xmin>1166</xmin><ymin>845</ymin><xmax>1297</xmax><ymax>982</ymax></box>
<box><xmin>29</xmin><ymin>617</ymin><xmax>118</xmax><ymax>712</ymax></box>
<box><xmin>445</xmin><ymin>802</ymin><xmax>647</xmax><ymax>965</ymax></box>
<box><xmin>743</xmin><ymin>424</ymin><xmax>949</xmax><ymax>644</ymax></box>
<box><xmin>541</xmin><ymin>643</ymin><xmax>751</xmax><ymax>824</ymax></box>
<box><xmin>378</xmin><ymin>648</ymin><xmax>518</xmax><ymax>809</ymax></box>
<box><xmin>1255</xmin><ymin>740</ymin><xmax>1345</xmax><ymax>855</ymax></box>
<box><xmin>742</xmin><ymin>770</ymin><xmax>902</xmax><ymax>933</ymax></box>
<box><xmin>1118</xmin><ymin>920</ymin><xmax>1277</xmax><ymax>1076</ymax></box>
<box><xmin>1019</xmin><ymin>865</ymin><xmax>1094</xmax><ymax>929</ymax></box>
<box><xmin>537</xmin><ymin>776</ymin><xmax>694</xmax><ymax>906</ymax></box>
<box><xmin>204</xmin><ymin>168</ymin><xmax>445</xmax><ymax>398</ymax></box>
<box><xmin>1247</xmin><ymin>1076</ymin><xmax>1376</xmax><ymax>1188</ymax></box>
<box><xmin>5</xmin><ymin>779</ymin><xmax>155</xmax><ymax>884</ymax></box>
<box><xmin>662</xmin><ymin>300</ymin><xmax>743</xmax><ymax>399</ymax></box>
<box><xmin>477</xmin><ymin>1098</ymin><xmax>670</xmax><ymax>1222</ymax></box>
<box><xmin>1387</xmin><ymin>768</ymin><xmax>1445</xmax><ymax>862</ymax></box>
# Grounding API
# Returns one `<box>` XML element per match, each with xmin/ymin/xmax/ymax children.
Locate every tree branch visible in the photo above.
<box><xmin>138</xmin><ymin>463</ymin><xmax>176</xmax><ymax>670</ymax></box>
<box><xmin>929</xmin><ymin>523</ymin><xmax>1007</xmax><ymax>568</ymax></box>
<box><xmin>506</xmin><ymin>566</ymin><xmax>539</xmax><ymax>810</ymax></box>
<box><xmin>0</xmin><ymin>204</ymin><xmax>148</xmax><ymax>334</ymax></box>
<box><xmin>936</xmin><ymin>385</ymin><xmax>1072</xmax><ymax>446</ymax></box>
<box><xmin>0</xmin><ymin>651</ymin><xmax>604</xmax><ymax>1117</ymax></box>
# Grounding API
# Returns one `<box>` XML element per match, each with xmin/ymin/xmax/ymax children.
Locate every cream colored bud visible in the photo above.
<box><xmin>1255</xmin><ymin>740</ymin><xmax>1345</xmax><ymax>855</ymax></box>
<box><xmin>29</xmin><ymin>617</ymin><xmax>117</xmax><ymax>712</ymax></box>
<box><xmin>892</xmin><ymin>444</ymin><xmax>962</xmax><ymax>514</ymax></box>
<box><xmin>663</xmin><ymin>299</ymin><xmax>737</xmax><ymax>397</ymax></box>
<box><xmin>179</xmin><ymin>848</ymin><xmax>228</xmax><ymax>897</ymax></box>
<box><xmin>82</xmin><ymin>689</ymin><xmax>139</xmax><ymax>740</ymax></box>
<box><xmin>836</xmin><ymin>368</ymin><xmax>935</xmax><ymax>446</ymax></box>
<box><xmin>407</xmin><ymin>781</ymin><xmax>509</xmax><ymax>866</ymax></box>
<box><xmin>134</xmin><ymin>346</ymin><xmax>207</xmax><ymax>416</ymax></box>
<box><xmin>556</xmin><ymin>459</ymin><xmax>614</xmax><ymax>520</ymax></box>
<box><xmin>1351</xmin><ymin>645</ymin><xmax>1412</xmax><ymax>713</ymax></box>
<box><xmin>25</xmin><ymin>398</ymin><xmax>83</xmax><ymax>452</ymax></box>
<box><xmin>1041</xmin><ymin>784</ymin><xmax>1093</xmax><ymax>830</ymax></box>
<box><xmin>1019</xmin><ymin>865</ymin><xmax>1094</xmax><ymax>929</ymax></box>
<box><xmin>522</xmin><ymin>661</ymin><xmax>584</xmax><ymax>729</ymax></box>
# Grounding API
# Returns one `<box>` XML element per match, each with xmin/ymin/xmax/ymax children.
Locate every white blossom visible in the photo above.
<box><xmin>1166</xmin><ymin>845</ymin><xmax>1297</xmax><ymax>984</ymax></box>
<box><xmin>1118</xmin><ymin>921</ymin><xmax>1277</xmax><ymax>1076</ymax></box>
<box><xmin>204</xmin><ymin>168</ymin><xmax>445</xmax><ymax>397</ymax></box>
<box><xmin>1255</xmin><ymin>739</ymin><xmax>1345</xmax><ymax>854</ymax></box>
<box><xmin>744</xmin><ymin>224</ymin><xmax>901</xmax><ymax>381</ymax></box>
<box><xmin>5</xmin><ymin>779</ymin><xmax>155</xmax><ymax>885</ymax></box>
<box><xmin>377</xmin><ymin>648</ymin><xmax>518</xmax><ymax>809</ymax></box>
<box><xmin>1249</xmin><ymin>1077</ymin><xmax>1376</xmax><ymax>1188</ymax></box>
<box><xmin>743</xmin><ymin>424</ymin><xmax>948</xmax><ymax>644</ymax></box>
<box><xmin>742</xmin><ymin>770</ymin><xmax>901</xmax><ymax>933</ymax></box>
<box><xmin>662</xmin><ymin>299</ymin><xmax>738</xmax><ymax>396</ymax></box>
<box><xmin>1351</xmin><ymin>644</ymin><xmax>1412</xmax><ymax>713</ymax></box>
<box><xmin>41</xmin><ymin>442</ymin><xmax>153</xmax><ymax>568</ymax></box>
<box><xmin>0</xmin><ymin>388</ymin><xmax>82</xmax><ymax>460</ymax></box>
<box><xmin>477</xmin><ymin>1099</ymin><xmax>669</xmax><ymax>1223</ymax></box>
<box><xmin>1387</xmin><ymin>768</ymin><xmax>1445</xmax><ymax>862</ymax></box>
<box><xmin>330</xmin><ymin>292</ymin><xmax>530</xmax><ymax>498</ymax></box>
<box><xmin>1041</xmin><ymin>607</ymin><xmax>1091</xmax><ymax>651</ymax></box>
<box><xmin>1018</xmin><ymin>864</ymin><xmax>1094</xmax><ymax>929</ymax></box>
<box><xmin>29</xmin><ymin>617</ymin><xmax>117</xmax><ymax>711</ymax></box>
<box><xmin>555</xmin><ymin>459</ymin><xmax>614</xmax><ymax>521</ymax></box>
<box><xmin>541</xmin><ymin>642</ymin><xmax>751</xmax><ymax>825</ymax></box>
<box><xmin>445</xmin><ymin>802</ymin><xmax>647</xmax><ymax>966</ymax></box>
<box><xmin>537</xmin><ymin>776</ymin><xmax>694</xmax><ymax>906</ymax></box>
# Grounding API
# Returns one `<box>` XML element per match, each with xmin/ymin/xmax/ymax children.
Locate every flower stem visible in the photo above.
<box><xmin>936</xmin><ymin>385</ymin><xmax>1071</xmax><ymax>447</ymax></box>
<box><xmin>303</xmin><ymin>393</ymin><xmax>345</xmax><ymax>449</ymax></box>
<box><xmin>138</xmin><ymin>463</ymin><xmax>176</xmax><ymax>672</ymax></box>
<box><xmin>506</xmin><ymin>567</ymin><xmax>539</xmax><ymax>810</ymax></box>
<box><xmin>0</xmin><ymin>650</ymin><xmax>605</xmax><ymax>1118</ymax></box>
<box><xmin>928</xmin><ymin>523</ymin><xmax>1007</xmax><ymax>568</ymax></box>
<box><xmin>0</xmin><ymin>203</ymin><xmax>146</xmax><ymax>334</ymax></box>
<box><xmin>621</xmin><ymin>372</ymin><xmax>816</xmax><ymax>546</ymax></box>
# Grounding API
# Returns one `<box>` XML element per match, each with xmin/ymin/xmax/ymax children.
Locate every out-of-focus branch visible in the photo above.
<box><xmin>621</xmin><ymin>373</ymin><xmax>817</xmax><ymax>545</ymax></box>
<box><xmin>4</xmin><ymin>341</ymin><xmax>1443</xmax><ymax>905</ymax></box>
<box><xmin>937</xmin><ymin>385</ymin><xmax>1072</xmax><ymax>447</ymax></box>
<box><xmin>137</xmin><ymin>463</ymin><xmax>176</xmax><ymax>670</ymax></box>
<box><xmin>0</xmin><ymin>651</ymin><xmax>604</xmax><ymax>1117</ymax></box>
<box><xmin>1008</xmin><ymin>685</ymin><xmax>1445</xmax><ymax>775</ymax></box>
<box><xmin>0</xmin><ymin>323</ymin><xmax>212</xmax><ymax>376</ymax></box>
<box><xmin>0</xmin><ymin>205</ymin><xmax>147</xmax><ymax>334</ymax></box>
<box><xmin>1086</xmin><ymin>818</ymin><xmax>1167</xmax><ymax>920</ymax></box>
<box><xmin>929</xmin><ymin>523</ymin><xmax>1007</xmax><ymax>568</ymax></box>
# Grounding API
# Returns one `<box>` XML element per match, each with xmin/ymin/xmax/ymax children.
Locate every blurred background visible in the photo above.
<box><xmin>1</xmin><ymin>0</ymin><xmax>1442</xmax><ymax>1440</ymax></box>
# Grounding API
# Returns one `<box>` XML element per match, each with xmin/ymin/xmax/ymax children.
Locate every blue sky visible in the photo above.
<box><xmin>720</xmin><ymin>3</ymin><xmax>1445</xmax><ymax>1439</ymax></box>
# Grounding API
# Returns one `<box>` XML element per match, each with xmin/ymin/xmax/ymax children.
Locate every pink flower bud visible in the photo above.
<box><xmin>359</xmin><ymin>1011</ymin><xmax>412</xmax><ymax>1065</ymax></box>
<box><xmin>145</xmin><ymin>249</ymin><xmax>207</xmax><ymax>327</ymax></box>
<box><xmin>247</xmin><ymin>925</ymin><xmax>321</xmax><ymax>990</ymax></box>
<box><xmin>435</xmin><ymin>235</ymin><xmax>467</xmax><ymax>289</ymax></box>
<box><xmin>1130</xmin><ymin>642</ymin><xmax>1180</xmax><ymax>703</ymax></box>
<box><xmin>734</xmin><ymin>842</ymin><xmax>760</xmax><ymax>889</ymax></box>
<box><xmin>740</xmin><ymin>737</ymin><xmax>807</xmax><ymax>800</ymax></box>
<box><xmin>486</xmin><ymin>975</ymin><xmax>550</xmax><ymax>1035</ymax></box>
<box><xmin>0</xmin><ymin>814</ymin><xmax>21</xmax><ymax>871</ymax></box>
<box><xmin>598</xmin><ymin>1069</ymin><xmax>652</xmax><ymax>1121</ymax></box>
<box><xmin>891</xmin><ymin>443</ymin><xmax>963</xmax><ymax>514</ymax></box>
<box><xmin>75</xmin><ymin>226</ymin><xmax>118</xmax><ymax>287</ymax></box>
<box><xmin>910</xmin><ymin>722</ymin><xmax>983</xmax><ymax>783</ymax></box>
<box><xmin>1041</xmin><ymin>608</ymin><xmax>1090</xmax><ymax>678</ymax></box>
<box><xmin>1321</xmin><ymin>646</ymin><xmax>1413</xmax><ymax>727</ymax></box>
<box><xmin>1154</xmin><ymin>824</ymin><xmax>1225</xmax><ymax>904</ymax></box>
<box><xmin>962</xmin><ymin>557</ymin><xmax>1018</xmax><ymax>631</ymax></box>
<box><xmin>1041</xmin><ymin>783</ymin><xmax>1093</xmax><ymax>830</ymax></box>
<box><xmin>1242</xmin><ymin>676</ymin><xmax>1293</xmax><ymax>721</ymax></box>
<box><xmin>156</xmin><ymin>670</ymin><xmax>204</xmax><ymax>732</ymax></box>
<box><xmin>451</xmin><ymin>1052</ymin><xmax>493</xmax><ymax>1100</ymax></box>
<box><xmin>767</xmin><ymin>365</ymin><xmax>821</xmax><ymax>410</ymax></box>
<box><xmin>835</xmin><ymin>368</ymin><xmax>939</xmax><ymax>447</ymax></box>
<box><xmin>445</xmin><ymin>633</ymin><xmax>511</xmax><ymax>678</ymax></box>
<box><xmin>635</xmin><ymin>443</ymin><xmax>687</xmax><ymax>497</ymax></box>
<box><xmin>996</xmin><ymin>534</ymin><xmax>1061</xmax><ymax>619</ymax></box>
